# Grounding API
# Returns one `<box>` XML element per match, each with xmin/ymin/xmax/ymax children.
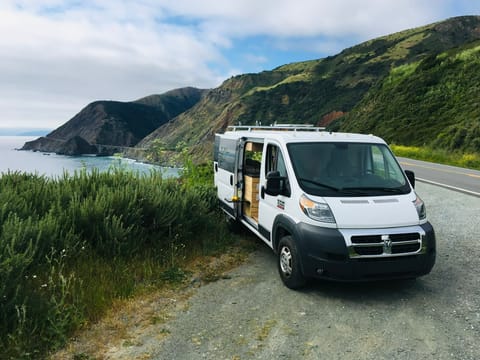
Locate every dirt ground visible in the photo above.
<box><xmin>53</xmin><ymin>182</ymin><xmax>480</xmax><ymax>359</ymax></box>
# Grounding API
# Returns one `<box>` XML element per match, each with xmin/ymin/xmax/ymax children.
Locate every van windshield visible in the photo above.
<box><xmin>287</xmin><ymin>142</ymin><xmax>411</xmax><ymax>197</ymax></box>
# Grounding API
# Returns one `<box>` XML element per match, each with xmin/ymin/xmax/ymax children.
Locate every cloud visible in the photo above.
<box><xmin>1</xmin><ymin>2</ymin><xmax>224</xmax><ymax>85</ymax></box>
<box><xmin>0</xmin><ymin>0</ymin><xmax>477</xmax><ymax>129</ymax></box>
<box><xmin>0</xmin><ymin>1</ymin><xmax>225</xmax><ymax>128</ymax></box>
<box><xmin>154</xmin><ymin>0</ymin><xmax>445</xmax><ymax>39</ymax></box>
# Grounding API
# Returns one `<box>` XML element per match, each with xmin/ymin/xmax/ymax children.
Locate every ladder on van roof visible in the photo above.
<box><xmin>227</xmin><ymin>124</ymin><xmax>326</xmax><ymax>132</ymax></box>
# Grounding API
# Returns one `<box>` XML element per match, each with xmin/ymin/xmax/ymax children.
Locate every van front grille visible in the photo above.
<box><xmin>392</xmin><ymin>243</ymin><xmax>421</xmax><ymax>254</ymax></box>
<box><xmin>349</xmin><ymin>232</ymin><xmax>422</xmax><ymax>259</ymax></box>
<box><xmin>351</xmin><ymin>235</ymin><xmax>381</xmax><ymax>244</ymax></box>
<box><xmin>354</xmin><ymin>246</ymin><xmax>383</xmax><ymax>256</ymax></box>
<box><xmin>390</xmin><ymin>233</ymin><xmax>419</xmax><ymax>242</ymax></box>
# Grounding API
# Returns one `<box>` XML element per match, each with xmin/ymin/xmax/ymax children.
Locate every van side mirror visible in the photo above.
<box><xmin>265</xmin><ymin>171</ymin><xmax>284</xmax><ymax>196</ymax></box>
<box><xmin>405</xmin><ymin>170</ymin><xmax>415</xmax><ymax>188</ymax></box>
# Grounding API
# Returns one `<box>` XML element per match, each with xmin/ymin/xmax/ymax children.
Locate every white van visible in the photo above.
<box><xmin>214</xmin><ymin>125</ymin><xmax>436</xmax><ymax>289</ymax></box>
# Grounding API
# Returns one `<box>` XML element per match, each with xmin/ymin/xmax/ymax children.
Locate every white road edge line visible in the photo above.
<box><xmin>417</xmin><ymin>177</ymin><xmax>480</xmax><ymax>198</ymax></box>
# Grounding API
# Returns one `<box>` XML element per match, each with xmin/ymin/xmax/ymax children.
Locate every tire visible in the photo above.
<box><xmin>277</xmin><ymin>235</ymin><xmax>306</xmax><ymax>289</ymax></box>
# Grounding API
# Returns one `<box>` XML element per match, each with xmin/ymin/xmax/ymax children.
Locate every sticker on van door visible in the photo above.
<box><xmin>277</xmin><ymin>199</ymin><xmax>285</xmax><ymax>210</ymax></box>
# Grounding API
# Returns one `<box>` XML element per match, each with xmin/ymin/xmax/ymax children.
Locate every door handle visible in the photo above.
<box><xmin>261</xmin><ymin>186</ymin><xmax>265</xmax><ymax>199</ymax></box>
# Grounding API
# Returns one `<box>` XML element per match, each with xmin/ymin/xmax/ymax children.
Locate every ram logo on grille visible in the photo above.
<box><xmin>382</xmin><ymin>235</ymin><xmax>392</xmax><ymax>254</ymax></box>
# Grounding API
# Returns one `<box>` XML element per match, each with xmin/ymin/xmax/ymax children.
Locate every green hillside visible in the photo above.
<box><xmin>332</xmin><ymin>40</ymin><xmax>480</xmax><ymax>153</ymax></box>
<box><xmin>140</xmin><ymin>16</ymin><xmax>480</xmax><ymax>162</ymax></box>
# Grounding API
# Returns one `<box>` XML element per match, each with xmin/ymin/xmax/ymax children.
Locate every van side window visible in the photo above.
<box><xmin>217</xmin><ymin>138</ymin><xmax>237</xmax><ymax>173</ymax></box>
<box><xmin>265</xmin><ymin>144</ymin><xmax>290</xmax><ymax>197</ymax></box>
<box><xmin>266</xmin><ymin>144</ymin><xmax>287</xmax><ymax>177</ymax></box>
<box><xmin>277</xmin><ymin>151</ymin><xmax>287</xmax><ymax>178</ymax></box>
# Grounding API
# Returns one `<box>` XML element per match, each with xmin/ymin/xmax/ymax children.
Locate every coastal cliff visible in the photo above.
<box><xmin>22</xmin><ymin>87</ymin><xmax>206</xmax><ymax>155</ymax></box>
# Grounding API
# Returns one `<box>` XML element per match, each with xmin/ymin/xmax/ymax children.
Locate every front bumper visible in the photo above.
<box><xmin>296</xmin><ymin>222</ymin><xmax>436</xmax><ymax>281</ymax></box>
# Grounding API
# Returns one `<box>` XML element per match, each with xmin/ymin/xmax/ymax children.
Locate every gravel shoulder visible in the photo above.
<box><xmin>62</xmin><ymin>183</ymin><xmax>480</xmax><ymax>359</ymax></box>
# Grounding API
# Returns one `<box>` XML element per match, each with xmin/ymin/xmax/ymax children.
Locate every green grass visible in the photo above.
<box><xmin>391</xmin><ymin>144</ymin><xmax>480</xmax><ymax>170</ymax></box>
<box><xmin>0</xmin><ymin>165</ymin><xmax>235</xmax><ymax>359</ymax></box>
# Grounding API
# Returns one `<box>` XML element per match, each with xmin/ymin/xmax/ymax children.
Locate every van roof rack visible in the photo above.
<box><xmin>227</xmin><ymin>124</ymin><xmax>325</xmax><ymax>132</ymax></box>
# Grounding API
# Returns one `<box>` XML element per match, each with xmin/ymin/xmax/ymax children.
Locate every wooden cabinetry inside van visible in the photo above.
<box><xmin>243</xmin><ymin>175</ymin><xmax>259</xmax><ymax>220</ymax></box>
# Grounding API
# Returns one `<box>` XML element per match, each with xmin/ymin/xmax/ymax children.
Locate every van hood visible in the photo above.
<box><xmin>323</xmin><ymin>194</ymin><xmax>420</xmax><ymax>229</ymax></box>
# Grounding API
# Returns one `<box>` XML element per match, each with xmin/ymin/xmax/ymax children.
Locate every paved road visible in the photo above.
<box><xmin>398</xmin><ymin>157</ymin><xmax>480</xmax><ymax>197</ymax></box>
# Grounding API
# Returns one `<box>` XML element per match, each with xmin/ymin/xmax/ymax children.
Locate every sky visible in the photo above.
<box><xmin>0</xmin><ymin>0</ymin><xmax>479</xmax><ymax>132</ymax></box>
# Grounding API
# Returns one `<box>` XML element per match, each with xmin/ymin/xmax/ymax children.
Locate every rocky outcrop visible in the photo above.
<box><xmin>318</xmin><ymin>111</ymin><xmax>346</xmax><ymax>127</ymax></box>
<box><xmin>22</xmin><ymin>136</ymin><xmax>65</xmax><ymax>153</ymax></box>
<box><xmin>57</xmin><ymin>136</ymin><xmax>98</xmax><ymax>156</ymax></box>
<box><xmin>22</xmin><ymin>135</ymin><xmax>98</xmax><ymax>155</ymax></box>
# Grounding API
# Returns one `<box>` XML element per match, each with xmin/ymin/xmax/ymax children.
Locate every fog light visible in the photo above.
<box><xmin>316</xmin><ymin>268</ymin><xmax>324</xmax><ymax>275</ymax></box>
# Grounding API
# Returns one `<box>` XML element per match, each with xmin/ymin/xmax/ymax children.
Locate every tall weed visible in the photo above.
<box><xmin>0</xmin><ymin>165</ymin><xmax>232</xmax><ymax>358</ymax></box>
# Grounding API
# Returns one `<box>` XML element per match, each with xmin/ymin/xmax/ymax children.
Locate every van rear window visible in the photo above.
<box><xmin>213</xmin><ymin>135</ymin><xmax>220</xmax><ymax>162</ymax></box>
<box><xmin>217</xmin><ymin>138</ymin><xmax>237</xmax><ymax>173</ymax></box>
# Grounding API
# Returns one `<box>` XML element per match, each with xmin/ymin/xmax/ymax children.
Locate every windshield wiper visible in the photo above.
<box><xmin>297</xmin><ymin>178</ymin><xmax>341</xmax><ymax>192</ymax></box>
<box><xmin>298</xmin><ymin>179</ymin><xmax>406</xmax><ymax>196</ymax></box>
<box><xmin>341</xmin><ymin>187</ymin><xmax>405</xmax><ymax>194</ymax></box>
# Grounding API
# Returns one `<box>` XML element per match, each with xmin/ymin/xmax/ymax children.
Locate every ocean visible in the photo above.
<box><xmin>0</xmin><ymin>136</ymin><xmax>179</xmax><ymax>178</ymax></box>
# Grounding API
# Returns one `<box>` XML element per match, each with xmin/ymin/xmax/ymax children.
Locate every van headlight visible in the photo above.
<box><xmin>413</xmin><ymin>194</ymin><xmax>426</xmax><ymax>220</ymax></box>
<box><xmin>299</xmin><ymin>194</ymin><xmax>336</xmax><ymax>223</ymax></box>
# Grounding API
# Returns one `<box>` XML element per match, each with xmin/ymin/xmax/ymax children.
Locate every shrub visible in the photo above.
<box><xmin>0</xmin><ymin>165</ymin><xmax>232</xmax><ymax>358</ymax></box>
<box><xmin>390</xmin><ymin>144</ymin><xmax>480</xmax><ymax>170</ymax></box>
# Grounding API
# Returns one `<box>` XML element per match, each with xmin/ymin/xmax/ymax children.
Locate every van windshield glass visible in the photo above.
<box><xmin>287</xmin><ymin>142</ymin><xmax>410</xmax><ymax>197</ymax></box>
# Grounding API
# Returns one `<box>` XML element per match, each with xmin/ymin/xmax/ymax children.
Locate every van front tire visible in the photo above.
<box><xmin>278</xmin><ymin>235</ymin><xmax>306</xmax><ymax>289</ymax></box>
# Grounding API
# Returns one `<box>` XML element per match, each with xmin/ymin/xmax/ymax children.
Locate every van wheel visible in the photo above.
<box><xmin>278</xmin><ymin>236</ymin><xmax>306</xmax><ymax>289</ymax></box>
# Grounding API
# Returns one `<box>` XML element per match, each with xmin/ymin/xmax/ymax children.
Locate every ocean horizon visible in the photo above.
<box><xmin>0</xmin><ymin>136</ymin><xmax>178</xmax><ymax>178</ymax></box>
